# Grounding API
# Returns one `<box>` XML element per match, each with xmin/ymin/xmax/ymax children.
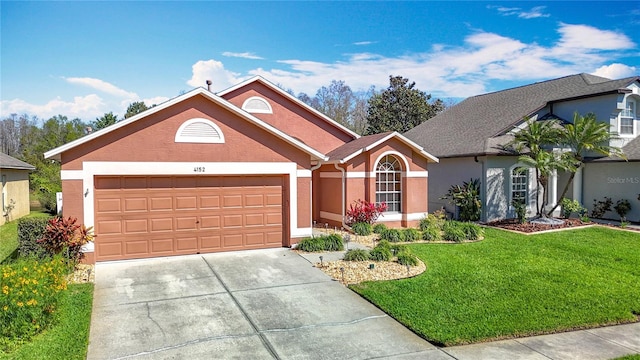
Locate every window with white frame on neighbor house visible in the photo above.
<box><xmin>620</xmin><ymin>99</ymin><xmax>635</xmax><ymax>135</ymax></box>
<box><xmin>511</xmin><ymin>168</ymin><xmax>528</xmax><ymax>204</ymax></box>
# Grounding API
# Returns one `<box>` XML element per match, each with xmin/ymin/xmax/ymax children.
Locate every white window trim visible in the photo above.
<box><xmin>374</xmin><ymin>153</ymin><xmax>404</xmax><ymax>213</ymax></box>
<box><xmin>175</xmin><ymin>118</ymin><xmax>225</xmax><ymax>143</ymax></box>
<box><xmin>61</xmin><ymin>161</ymin><xmax>310</xmax><ymax>253</ymax></box>
<box><xmin>508</xmin><ymin>164</ymin><xmax>535</xmax><ymax>213</ymax></box>
<box><xmin>619</xmin><ymin>98</ymin><xmax>636</xmax><ymax>137</ymax></box>
<box><xmin>241</xmin><ymin>96</ymin><xmax>273</xmax><ymax>114</ymax></box>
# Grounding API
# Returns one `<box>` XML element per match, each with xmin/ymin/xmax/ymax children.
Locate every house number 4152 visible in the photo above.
<box><xmin>193</xmin><ymin>166</ymin><xmax>205</xmax><ymax>173</ymax></box>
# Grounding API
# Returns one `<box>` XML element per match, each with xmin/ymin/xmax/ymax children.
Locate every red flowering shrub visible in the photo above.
<box><xmin>38</xmin><ymin>217</ymin><xmax>93</xmax><ymax>265</ymax></box>
<box><xmin>346</xmin><ymin>199</ymin><xmax>387</xmax><ymax>225</ymax></box>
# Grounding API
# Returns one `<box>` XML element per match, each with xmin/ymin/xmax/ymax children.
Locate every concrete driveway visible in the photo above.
<box><xmin>88</xmin><ymin>248</ymin><xmax>449</xmax><ymax>360</ymax></box>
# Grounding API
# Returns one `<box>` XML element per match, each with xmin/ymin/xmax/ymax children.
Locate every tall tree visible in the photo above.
<box><xmin>0</xmin><ymin>114</ymin><xmax>38</xmax><ymax>156</ymax></box>
<box><xmin>365</xmin><ymin>75</ymin><xmax>444</xmax><ymax>135</ymax></box>
<box><xmin>93</xmin><ymin>112</ymin><xmax>119</xmax><ymax>130</ymax></box>
<box><xmin>19</xmin><ymin>115</ymin><xmax>88</xmax><ymax>213</ymax></box>
<box><xmin>547</xmin><ymin>112</ymin><xmax>625</xmax><ymax>215</ymax></box>
<box><xmin>124</xmin><ymin>101</ymin><xmax>148</xmax><ymax>119</ymax></box>
<box><xmin>313</xmin><ymin>80</ymin><xmax>355</xmax><ymax>127</ymax></box>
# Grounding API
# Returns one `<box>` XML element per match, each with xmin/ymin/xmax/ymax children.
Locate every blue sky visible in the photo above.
<box><xmin>1</xmin><ymin>1</ymin><xmax>639</xmax><ymax>121</ymax></box>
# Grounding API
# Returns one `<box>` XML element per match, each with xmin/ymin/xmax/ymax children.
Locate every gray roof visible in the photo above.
<box><xmin>591</xmin><ymin>136</ymin><xmax>640</xmax><ymax>162</ymax></box>
<box><xmin>405</xmin><ymin>73</ymin><xmax>640</xmax><ymax>158</ymax></box>
<box><xmin>0</xmin><ymin>153</ymin><xmax>36</xmax><ymax>170</ymax></box>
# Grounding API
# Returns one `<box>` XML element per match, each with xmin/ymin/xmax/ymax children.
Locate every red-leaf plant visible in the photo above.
<box><xmin>38</xmin><ymin>217</ymin><xmax>94</xmax><ymax>264</ymax></box>
<box><xmin>346</xmin><ymin>199</ymin><xmax>387</xmax><ymax>225</ymax></box>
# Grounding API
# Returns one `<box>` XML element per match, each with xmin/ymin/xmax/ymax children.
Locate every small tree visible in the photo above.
<box><xmin>441</xmin><ymin>179</ymin><xmax>482</xmax><ymax>221</ymax></box>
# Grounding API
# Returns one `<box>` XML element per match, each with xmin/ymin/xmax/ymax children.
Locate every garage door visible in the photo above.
<box><xmin>94</xmin><ymin>176</ymin><xmax>284</xmax><ymax>261</ymax></box>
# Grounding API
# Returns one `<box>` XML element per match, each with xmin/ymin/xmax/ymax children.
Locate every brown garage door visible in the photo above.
<box><xmin>94</xmin><ymin>176</ymin><xmax>284</xmax><ymax>261</ymax></box>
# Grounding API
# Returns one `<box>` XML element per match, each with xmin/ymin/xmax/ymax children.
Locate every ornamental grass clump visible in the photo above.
<box><xmin>1</xmin><ymin>256</ymin><xmax>68</xmax><ymax>352</ymax></box>
<box><xmin>380</xmin><ymin>228</ymin><xmax>404</xmax><ymax>243</ymax></box>
<box><xmin>402</xmin><ymin>228</ymin><xmax>421</xmax><ymax>242</ymax></box>
<box><xmin>459</xmin><ymin>222</ymin><xmax>483</xmax><ymax>241</ymax></box>
<box><xmin>443</xmin><ymin>221</ymin><xmax>466</xmax><ymax>242</ymax></box>
<box><xmin>352</xmin><ymin>222</ymin><xmax>373</xmax><ymax>236</ymax></box>
<box><xmin>372</xmin><ymin>223</ymin><xmax>387</xmax><ymax>234</ymax></box>
<box><xmin>297</xmin><ymin>234</ymin><xmax>344</xmax><ymax>252</ymax></box>
<box><xmin>369</xmin><ymin>244</ymin><xmax>392</xmax><ymax>261</ymax></box>
<box><xmin>343</xmin><ymin>249</ymin><xmax>370</xmax><ymax>261</ymax></box>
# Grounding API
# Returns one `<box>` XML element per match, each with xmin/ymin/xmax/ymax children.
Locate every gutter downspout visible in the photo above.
<box><xmin>475</xmin><ymin>155</ymin><xmax>487</xmax><ymax>222</ymax></box>
<box><xmin>310</xmin><ymin>162</ymin><xmax>322</xmax><ymax>230</ymax></box>
<box><xmin>334</xmin><ymin>163</ymin><xmax>351</xmax><ymax>231</ymax></box>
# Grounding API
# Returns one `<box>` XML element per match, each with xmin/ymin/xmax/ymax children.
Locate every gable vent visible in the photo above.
<box><xmin>242</xmin><ymin>96</ymin><xmax>273</xmax><ymax>114</ymax></box>
<box><xmin>175</xmin><ymin>118</ymin><xmax>225</xmax><ymax>143</ymax></box>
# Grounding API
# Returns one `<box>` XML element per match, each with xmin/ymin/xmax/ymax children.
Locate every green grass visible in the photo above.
<box><xmin>0</xmin><ymin>211</ymin><xmax>51</xmax><ymax>263</ymax></box>
<box><xmin>0</xmin><ymin>283</ymin><xmax>94</xmax><ymax>360</ymax></box>
<box><xmin>351</xmin><ymin>227</ymin><xmax>640</xmax><ymax>346</ymax></box>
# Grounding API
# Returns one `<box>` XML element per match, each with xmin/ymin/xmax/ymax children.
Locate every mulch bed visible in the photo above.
<box><xmin>487</xmin><ymin>218</ymin><xmax>592</xmax><ymax>233</ymax></box>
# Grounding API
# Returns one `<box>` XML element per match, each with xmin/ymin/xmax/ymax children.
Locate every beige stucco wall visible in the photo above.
<box><xmin>1</xmin><ymin>168</ymin><xmax>32</xmax><ymax>225</ymax></box>
<box><xmin>583</xmin><ymin>162</ymin><xmax>640</xmax><ymax>222</ymax></box>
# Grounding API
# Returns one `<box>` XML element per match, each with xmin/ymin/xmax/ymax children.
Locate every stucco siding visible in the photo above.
<box><xmin>583</xmin><ymin>162</ymin><xmax>640</xmax><ymax>222</ymax></box>
<box><xmin>428</xmin><ymin>157</ymin><xmax>483</xmax><ymax>216</ymax></box>
<box><xmin>222</xmin><ymin>82</ymin><xmax>354</xmax><ymax>153</ymax></box>
<box><xmin>485</xmin><ymin>156</ymin><xmax>537</xmax><ymax>222</ymax></box>
<box><xmin>1</xmin><ymin>169</ymin><xmax>31</xmax><ymax>225</ymax></box>
<box><xmin>62</xmin><ymin>95</ymin><xmax>310</xmax><ymax>170</ymax></box>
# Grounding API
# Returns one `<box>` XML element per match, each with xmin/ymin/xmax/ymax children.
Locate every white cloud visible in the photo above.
<box><xmin>143</xmin><ymin>96</ymin><xmax>171</xmax><ymax>107</ymax></box>
<box><xmin>64</xmin><ymin>77</ymin><xmax>139</xmax><ymax>100</ymax></box>
<box><xmin>187</xmin><ymin>59</ymin><xmax>244</xmax><ymax>90</ymax></box>
<box><xmin>556</xmin><ymin>23</ymin><xmax>635</xmax><ymax>51</ymax></box>
<box><xmin>222</xmin><ymin>52</ymin><xmax>264</xmax><ymax>60</ymax></box>
<box><xmin>353</xmin><ymin>41</ymin><xmax>375</xmax><ymax>46</ymax></box>
<box><xmin>592</xmin><ymin>63</ymin><xmax>638</xmax><ymax>79</ymax></box>
<box><xmin>1</xmin><ymin>94</ymin><xmax>105</xmax><ymax>120</ymax></box>
<box><xmin>491</xmin><ymin>5</ymin><xmax>549</xmax><ymax>19</ymax></box>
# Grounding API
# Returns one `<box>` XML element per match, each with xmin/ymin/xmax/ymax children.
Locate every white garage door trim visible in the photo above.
<box><xmin>61</xmin><ymin>161</ymin><xmax>312</xmax><ymax>253</ymax></box>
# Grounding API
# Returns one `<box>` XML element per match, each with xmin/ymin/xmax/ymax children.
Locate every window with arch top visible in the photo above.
<box><xmin>242</xmin><ymin>96</ymin><xmax>273</xmax><ymax>114</ymax></box>
<box><xmin>376</xmin><ymin>155</ymin><xmax>402</xmax><ymax>212</ymax></box>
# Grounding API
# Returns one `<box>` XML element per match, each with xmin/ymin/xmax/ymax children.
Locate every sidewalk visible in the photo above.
<box><xmin>298</xmin><ymin>247</ymin><xmax>640</xmax><ymax>360</ymax></box>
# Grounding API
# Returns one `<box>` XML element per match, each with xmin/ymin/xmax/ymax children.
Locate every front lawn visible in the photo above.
<box><xmin>0</xmin><ymin>283</ymin><xmax>93</xmax><ymax>359</ymax></box>
<box><xmin>351</xmin><ymin>226</ymin><xmax>640</xmax><ymax>346</ymax></box>
<box><xmin>0</xmin><ymin>211</ymin><xmax>51</xmax><ymax>263</ymax></box>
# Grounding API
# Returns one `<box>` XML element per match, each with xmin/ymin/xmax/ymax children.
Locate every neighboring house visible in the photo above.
<box><xmin>0</xmin><ymin>153</ymin><xmax>36</xmax><ymax>225</ymax></box>
<box><xmin>405</xmin><ymin>73</ymin><xmax>640</xmax><ymax>223</ymax></box>
<box><xmin>45</xmin><ymin>76</ymin><xmax>437</xmax><ymax>263</ymax></box>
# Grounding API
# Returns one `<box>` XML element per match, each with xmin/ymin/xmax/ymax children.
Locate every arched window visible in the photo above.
<box><xmin>241</xmin><ymin>96</ymin><xmax>273</xmax><ymax>114</ymax></box>
<box><xmin>175</xmin><ymin>118</ymin><xmax>225</xmax><ymax>143</ymax></box>
<box><xmin>376</xmin><ymin>155</ymin><xmax>402</xmax><ymax>212</ymax></box>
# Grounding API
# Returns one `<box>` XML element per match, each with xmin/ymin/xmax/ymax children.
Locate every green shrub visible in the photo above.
<box><xmin>380</xmin><ymin>228</ymin><xmax>404</xmax><ymax>243</ymax></box>
<box><xmin>561</xmin><ymin>198</ymin><xmax>586</xmax><ymax>219</ymax></box>
<box><xmin>297</xmin><ymin>234</ymin><xmax>344</xmax><ymax>252</ymax></box>
<box><xmin>512</xmin><ymin>200</ymin><xmax>527</xmax><ymax>224</ymax></box>
<box><xmin>369</xmin><ymin>246</ymin><xmax>392</xmax><ymax>261</ymax></box>
<box><xmin>297</xmin><ymin>237</ymin><xmax>326</xmax><ymax>252</ymax></box>
<box><xmin>343</xmin><ymin>249</ymin><xmax>370</xmax><ymax>261</ymax></box>
<box><xmin>0</xmin><ymin>256</ymin><xmax>68</xmax><ymax>352</ymax></box>
<box><xmin>403</xmin><ymin>228</ymin><xmax>420</xmax><ymax>242</ymax></box>
<box><xmin>17</xmin><ymin>217</ymin><xmax>51</xmax><ymax>259</ymax></box>
<box><xmin>372</xmin><ymin>223</ymin><xmax>387</xmax><ymax>234</ymax></box>
<box><xmin>443</xmin><ymin>221</ymin><xmax>466</xmax><ymax>242</ymax></box>
<box><xmin>390</xmin><ymin>244</ymin><xmax>408</xmax><ymax>255</ymax></box>
<box><xmin>376</xmin><ymin>239</ymin><xmax>391</xmax><ymax>250</ymax></box>
<box><xmin>421</xmin><ymin>226</ymin><xmax>441</xmax><ymax>241</ymax></box>
<box><xmin>419</xmin><ymin>212</ymin><xmax>445</xmax><ymax>231</ymax></box>
<box><xmin>324</xmin><ymin>234</ymin><xmax>345</xmax><ymax>251</ymax></box>
<box><xmin>352</xmin><ymin>222</ymin><xmax>373</xmax><ymax>236</ymax></box>
<box><xmin>459</xmin><ymin>222</ymin><xmax>483</xmax><ymax>240</ymax></box>
<box><xmin>396</xmin><ymin>251</ymin><xmax>419</xmax><ymax>266</ymax></box>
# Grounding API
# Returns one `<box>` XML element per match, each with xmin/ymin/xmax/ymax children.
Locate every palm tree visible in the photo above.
<box><xmin>517</xmin><ymin>151</ymin><xmax>572</xmax><ymax>217</ymax></box>
<box><xmin>546</xmin><ymin>112</ymin><xmax>626</xmax><ymax>215</ymax></box>
<box><xmin>509</xmin><ymin>119</ymin><xmax>562</xmax><ymax>216</ymax></box>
